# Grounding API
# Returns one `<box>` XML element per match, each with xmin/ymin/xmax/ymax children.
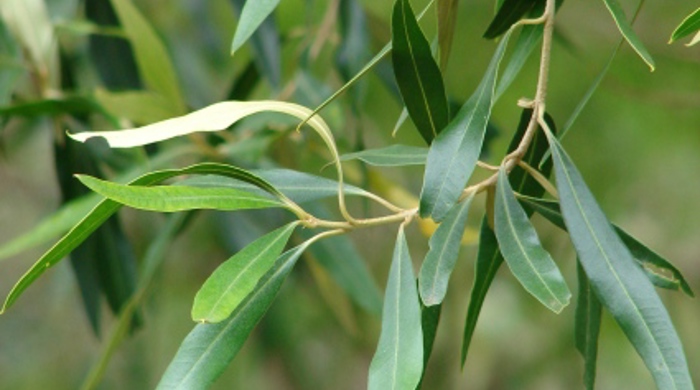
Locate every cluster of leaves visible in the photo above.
<box><xmin>0</xmin><ymin>0</ymin><xmax>697</xmax><ymax>389</ymax></box>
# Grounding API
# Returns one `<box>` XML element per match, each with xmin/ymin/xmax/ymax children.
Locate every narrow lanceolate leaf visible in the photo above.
<box><xmin>230</xmin><ymin>0</ymin><xmax>280</xmax><ymax>55</ymax></box>
<box><xmin>340</xmin><ymin>145</ymin><xmax>428</xmax><ymax>167</ymax></box>
<box><xmin>461</xmin><ymin>218</ymin><xmax>503</xmax><ymax>365</ymax></box>
<box><xmin>420</xmin><ymin>31</ymin><xmax>512</xmax><ymax>222</ymax></box>
<box><xmin>669</xmin><ymin>7</ymin><xmax>700</xmax><ymax>44</ymax></box>
<box><xmin>494</xmin><ymin>21</ymin><xmax>543</xmax><ymax>101</ymax></box>
<box><xmin>483</xmin><ymin>0</ymin><xmax>537</xmax><ymax>39</ymax></box>
<box><xmin>157</xmin><ymin>242</ymin><xmax>309</xmax><ymax>390</ymax></box>
<box><xmin>110</xmin><ymin>0</ymin><xmax>185</xmax><ymax>111</ymax></box>
<box><xmin>544</xmin><ymin>129</ymin><xmax>693</xmax><ymax>389</ymax></box>
<box><xmin>392</xmin><ymin>0</ymin><xmax>449</xmax><ymax>144</ymax></box>
<box><xmin>518</xmin><ymin>196</ymin><xmax>694</xmax><ymax>297</ymax></box>
<box><xmin>368</xmin><ymin>226</ymin><xmax>423</xmax><ymax>390</ymax></box>
<box><xmin>601</xmin><ymin>0</ymin><xmax>655</xmax><ymax>71</ymax></box>
<box><xmin>419</xmin><ymin>194</ymin><xmax>474</xmax><ymax>306</ymax></box>
<box><xmin>494</xmin><ymin>167</ymin><xmax>571</xmax><ymax>313</ymax></box>
<box><xmin>77</xmin><ymin>176</ymin><xmax>283</xmax><ymax>213</ymax></box>
<box><xmin>575</xmin><ymin>261</ymin><xmax>602</xmax><ymax>390</ymax></box>
<box><xmin>437</xmin><ymin>0</ymin><xmax>460</xmax><ymax>68</ymax></box>
<box><xmin>0</xmin><ymin>163</ymin><xmax>283</xmax><ymax>314</ymax></box>
<box><xmin>231</xmin><ymin>0</ymin><xmax>281</xmax><ymax>88</ymax></box>
<box><xmin>192</xmin><ymin>222</ymin><xmax>297</xmax><ymax>323</ymax></box>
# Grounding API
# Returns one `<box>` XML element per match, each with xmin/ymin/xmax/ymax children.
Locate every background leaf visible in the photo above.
<box><xmin>392</xmin><ymin>0</ymin><xmax>449</xmax><ymax>144</ymax></box>
<box><xmin>231</xmin><ymin>0</ymin><xmax>281</xmax><ymax>88</ymax></box>
<box><xmin>601</xmin><ymin>0</ymin><xmax>655</xmax><ymax>71</ymax></box>
<box><xmin>437</xmin><ymin>0</ymin><xmax>459</xmax><ymax>68</ymax></box>
<box><xmin>575</xmin><ymin>261</ymin><xmax>602</xmax><ymax>390</ymax></box>
<box><xmin>368</xmin><ymin>226</ymin><xmax>423</xmax><ymax>390</ymax></box>
<box><xmin>230</xmin><ymin>0</ymin><xmax>279</xmax><ymax>54</ymax></box>
<box><xmin>340</xmin><ymin>144</ymin><xmax>428</xmax><ymax>167</ymax></box>
<box><xmin>420</xmin><ymin>31</ymin><xmax>511</xmax><ymax>221</ymax></box>
<box><xmin>483</xmin><ymin>0</ymin><xmax>537</xmax><ymax>39</ymax></box>
<box><xmin>545</xmin><ymin>129</ymin><xmax>693</xmax><ymax>389</ymax></box>
<box><xmin>669</xmin><ymin>7</ymin><xmax>700</xmax><ymax>44</ymax></box>
<box><xmin>192</xmin><ymin>222</ymin><xmax>298</xmax><ymax>323</ymax></box>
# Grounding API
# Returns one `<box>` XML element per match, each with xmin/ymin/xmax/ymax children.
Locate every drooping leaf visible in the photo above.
<box><xmin>544</xmin><ymin>129</ymin><xmax>693</xmax><ymax>389</ymax></box>
<box><xmin>483</xmin><ymin>0</ymin><xmax>537</xmax><ymax>39</ymax></box>
<box><xmin>461</xmin><ymin>108</ymin><xmax>555</xmax><ymax>365</ymax></box>
<box><xmin>420</xmin><ymin>31</ymin><xmax>512</xmax><ymax>222</ymax></box>
<box><xmin>461</xmin><ymin>218</ymin><xmax>503</xmax><ymax>365</ymax></box>
<box><xmin>437</xmin><ymin>0</ymin><xmax>459</xmax><ymax>68</ymax></box>
<box><xmin>192</xmin><ymin>222</ymin><xmax>298</xmax><ymax>323</ymax></box>
<box><xmin>494</xmin><ymin>167</ymin><xmax>571</xmax><ymax>313</ymax></box>
<box><xmin>601</xmin><ymin>0</ymin><xmax>655</xmax><ymax>71</ymax></box>
<box><xmin>669</xmin><ymin>7</ymin><xmax>700</xmax><ymax>45</ymax></box>
<box><xmin>231</xmin><ymin>0</ymin><xmax>281</xmax><ymax>88</ymax></box>
<box><xmin>419</xmin><ymin>302</ymin><xmax>442</xmax><ymax>387</ymax></box>
<box><xmin>76</xmin><ymin>175</ymin><xmax>284</xmax><ymax>213</ymax></box>
<box><xmin>230</xmin><ymin>0</ymin><xmax>280</xmax><ymax>54</ymax></box>
<box><xmin>575</xmin><ymin>261</ymin><xmax>602</xmax><ymax>390</ymax></box>
<box><xmin>517</xmin><ymin>196</ymin><xmax>694</xmax><ymax>297</ymax></box>
<box><xmin>340</xmin><ymin>144</ymin><xmax>428</xmax><ymax>167</ymax></box>
<box><xmin>419</xmin><ymin>193</ymin><xmax>474</xmax><ymax>306</ymax></box>
<box><xmin>368</xmin><ymin>226</ymin><xmax>423</xmax><ymax>390</ymax></box>
<box><xmin>156</xmin><ymin>241</ymin><xmax>310</xmax><ymax>390</ymax></box>
<box><xmin>109</xmin><ymin>0</ymin><xmax>185</xmax><ymax>111</ymax></box>
<box><xmin>0</xmin><ymin>163</ymin><xmax>286</xmax><ymax>314</ymax></box>
<box><xmin>391</xmin><ymin>0</ymin><xmax>449</xmax><ymax>144</ymax></box>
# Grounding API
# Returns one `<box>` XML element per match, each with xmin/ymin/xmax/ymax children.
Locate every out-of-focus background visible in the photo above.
<box><xmin>0</xmin><ymin>0</ymin><xmax>698</xmax><ymax>389</ymax></box>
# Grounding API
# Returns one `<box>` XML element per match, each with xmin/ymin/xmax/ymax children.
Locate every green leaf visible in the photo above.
<box><xmin>601</xmin><ymin>0</ymin><xmax>655</xmax><ymax>71</ymax></box>
<box><xmin>461</xmin><ymin>218</ymin><xmax>503</xmax><ymax>366</ymax></box>
<box><xmin>0</xmin><ymin>95</ymin><xmax>114</xmax><ymax>121</ymax></box>
<box><xmin>483</xmin><ymin>0</ymin><xmax>537</xmax><ymax>39</ymax></box>
<box><xmin>420</xmin><ymin>31</ymin><xmax>512</xmax><ymax>221</ymax></box>
<box><xmin>110</xmin><ymin>0</ymin><xmax>185</xmax><ymax>111</ymax></box>
<box><xmin>369</xmin><ymin>226</ymin><xmax>423</xmax><ymax>390</ymax></box>
<box><xmin>544</xmin><ymin>129</ymin><xmax>693</xmax><ymax>389</ymax></box>
<box><xmin>336</xmin><ymin>0</ymin><xmax>370</xmax><ymax>105</ymax></box>
<box><xmin>340</xmin><ymin>144</ymin><xmax>428</xmax><ymax>167</ymax></box>
<box><xmin>669</xmin><ymin>7</ymin><xmax>700</xmax><ymax>44</ymax></box>
<box><xmin>192</xmin><ymin>222</ymin><xmax>298</xmax><ymax>323</ymax></box>
<box><xmin>391</xmin><ymin>0</ymin><xmax>449</xmax><ymax>144</ymax></box>
<box><xmin>230</xmin><ymin>0</ymin><xmax>280</xmax><ymax>55</ymax></box>
<box><xmin>494</xmin><ymin>167</ymin><xmax>571</xmax><ymax>313</ymax></box>
<box><xmin>437</xmin><ymin>0</ymin><xmax>459</xmax><ymax>68</ymax></box>
<box><xmin>0</xmin><ymin>163</ymin><xmax>284</xmax><ymax>314</ymax></box>
<box><xmin>76</xmin><ymin>175</ymin><xmax>284</xmax><ymax>213</ymax></box>
<box><xmin>231</xmin><ymin>0</ymin><xmax>281</xmax><ymax>88</ymax></box>
<box><xmin>156</xmin><ymin>241</ymin><xmax>309</xmax><ymax>390</ymax></box>
<box><xmin>494</xmin><ymin>18</ymin><xmax>543</xmax><ymax>100</ymax></box>
<box><xmin>575</xmin><ymin>261</ymin><xmax>602</xmax><ymax>390</ymax></box>
<box><xmin>419</xmin><ymin>193</ymin><xmax>474</xmax><ymax>306</ymax></box>
<box><xmin>518</xmin><ymin>196</ymin><xmax>694</xmax><ymax>297</ymax></box>
<box><xmin>0</xmin><ymin>16</ymin><xmax>23</xmax><ymax>105</ymax></box>
<box><xmin>419</xmin><ymin>302</ymin><xmax>441</xmax><ymax>387</ymax></box>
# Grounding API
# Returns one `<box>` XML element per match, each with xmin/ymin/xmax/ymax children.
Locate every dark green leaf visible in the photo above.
<box><xmin>368</xmin><ymin>226</ymin><xmax>423</xmax><ymax>390</ymax></box>
<box><xmin>461</xmin><ymin>218</ymin><xmax>504</xmax><ymax>366</ymax></box>
<box><xmin>0</xmin><ymin>163</ymin><xmax>285</xmax><ymax>314</ymax></box>
<box><xmin>576</xmin><ymin>261</ymin><xmax>601</xmax><ymax>390</ymax></box>
<box><xmin>495</xmin><ymin>167</ymin><xmax>570</xmax><ymax>312</ymax></box>
<box><xmin>0</xmin><ymin>95</ymin><xmax>113</xmax><ymax>120</ymax></box>
<box><xmin>670</xmin><ymin>7</ymin><xmax>700</xmax><ymax>44</ymax></box>
<box><xmin>392</xmin><ymin>0</ymin><xmax>449</xmax><ymax>144</ymax></box>
<box><xmin>156</xmin><ymin>242</ymin><xmax>308</xmax><ymax>390</ymax></box>
<box><xmin>483</xmin><ymin>0</ymin><xmax>537</xmax><ymax>39</ymax></box>
<box><xmin>336</xmin><ymin>0</ymin><xmax>370</xmax><ymax>105</ymax></box>
<box><xmin>0</xmin><ymin>17</ymin><xmax>23</xmax><ymax>105</ymax></box>
<box><xmin>601</xmin><ymin>0</ymin><xmax>655</xmax><ymax>71</ymax></box>
<box><xmin>545</xmin><ymin>129</ymin><xmax>693</xmax><ymax>389</ymax></box>
<box><xmin>420</xmin><ymin>31</ymin><xmax>512</xmax><ymax>221</ymax></box>
<box><xmin>518</xmin><ymin>196</ymin><xmax>694</xmax><ymax>297</ymax></box>
<box><xmin>192</xmin><ymin>222</ymin><xmax>298</xmax><ymax>323</ymax></box>
<box><xmin>340</xmin><ymin>144</ymin><xmax>428</xmax><ymax>167</ymax></box>
<box><xmin>419</xmin><ymin>302</ymin><xmax>442</xmax><ymax>388</ymax></box>
<box><xmin>419</xmin><ymin>194</ymin><xmax>474</xmax><ymax>306</ymax></box>
<box><xmin>77</xmin><ymin>175</ymin><xmax>284</xmax><ymax>213</ymax></box>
